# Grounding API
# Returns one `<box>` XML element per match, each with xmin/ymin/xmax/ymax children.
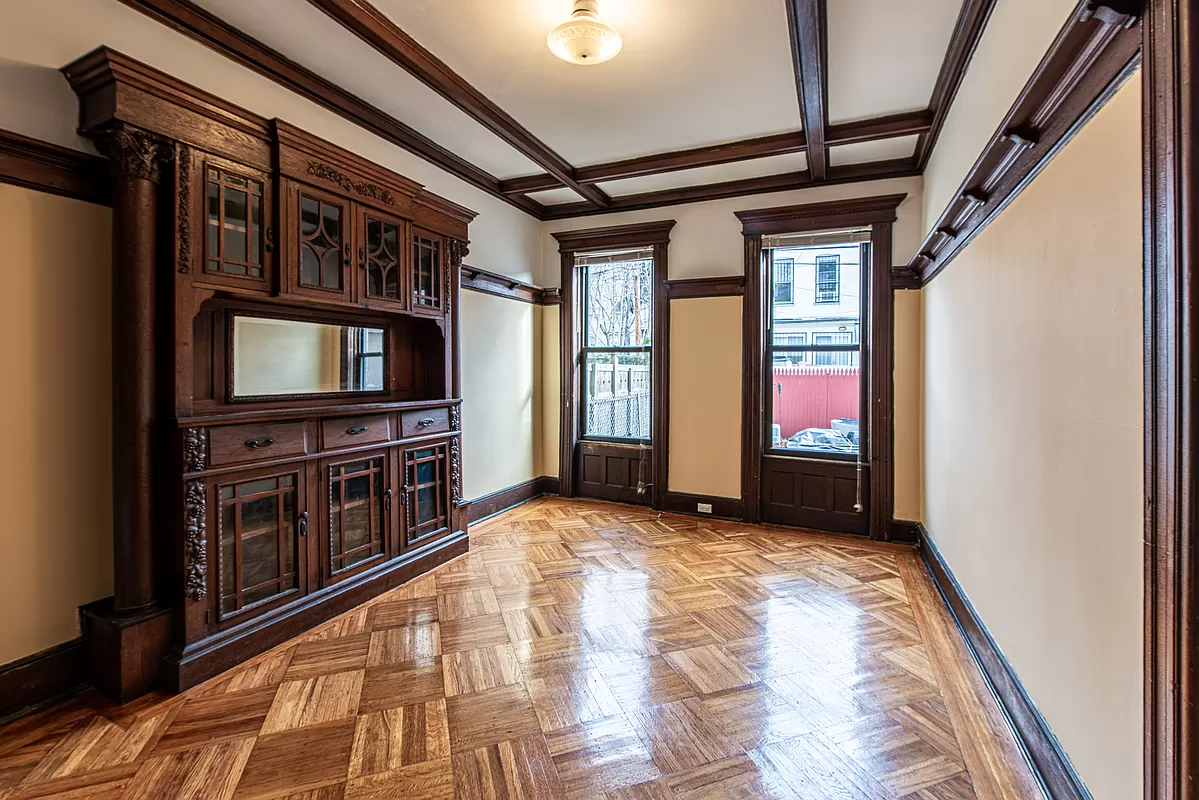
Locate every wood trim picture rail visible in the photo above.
<box><xmin>911</xmin><ymin>1</ymin><xmax>1142</xmax><ymax>285</ymax></box>
<box><xmin>0</xmin><ymin>128</ymin><xmax>110</xmax><ymax>206</ymax></box>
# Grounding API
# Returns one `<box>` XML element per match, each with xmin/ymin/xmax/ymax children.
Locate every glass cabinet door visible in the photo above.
<box><xmin>359</xmin><ymin>211</ymin><xmax>405</xmax><ymax>309</ymax></box>
<box><xmin>216</xmin><ymin>470</ymin><xmax>303</xmax><ymax>620</ymax></box>
<box><xmin>200</xmin><ymin>157</ymin><xmax>271</xmax><ymax>287</ymax></box>
<box><xmin>326</xmin><ymin>453</ymin><xmax>389</xmax><ymax>580</ymax></box>
<box><xmin>411</xmin><ymin>230</ymin><xmax>443</xmax><ymax>313</ymax></box>
<box><xmin>402</xmin><ymin>442</ymin><xmax>450</xmax><ymax>547</ymax></box>
<box><xmin>291</xmin><ymin>184</ymin><xmax>350</xmax><ymax>299</ymax></box>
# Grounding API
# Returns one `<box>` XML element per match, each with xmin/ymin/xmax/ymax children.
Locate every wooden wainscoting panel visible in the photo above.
<box><xmin>761</xmin><ymin>455</ymin><xmax>869</xmax><ymax>536</ymax></box>
<box><xmin>577</xmin><ymin>441</ymin><xmax>651</xmax><ymax>506</ymax></box>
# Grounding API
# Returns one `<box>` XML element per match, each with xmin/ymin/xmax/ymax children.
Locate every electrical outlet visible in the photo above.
<box><xmin>697</xmin><ymin>502</ymin><xmax>713</xmax><ymax>514</ymax></box>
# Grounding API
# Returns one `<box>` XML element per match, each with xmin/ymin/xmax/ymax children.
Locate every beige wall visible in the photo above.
<box><xmin>923</xmin><ymin>76</ymin><xmax>1143</xmax><ymax>800</ymax></box>
<box><xmin>535</xmin><ymin>304</ymin><xmax>561</xmax><ymax>479</ymax></box>
<box><xmin>668</xmin><ymin>297</ymin><xmax>742</xmax><ymax>498</ymax></box>
<box><xmin>922</xmin><ymin>0</ymin><xmax>1078</xmax><ymax>235</ymax></box>
<box><xmin>459</xmin><ymin>291</ymin><xmax>538</xmax><ymax>500</ymax></box>
<box><xmin>0</xmin><ymin>185</ymin><xmax>113</xmax><ymax>665</ymax></box>
<box><xmin>893</xmin><ymin>290</ymin><xmax>923</xmax><ymax>520</ymax></box>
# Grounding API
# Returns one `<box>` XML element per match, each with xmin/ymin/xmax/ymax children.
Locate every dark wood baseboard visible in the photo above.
<box><xmin>921</xmin><ymin>532</ymin><xmax>1090</xmax><ymax>799</ymax></box>
<box><xmin>663</xmin><ymin>491</ymin><xmax>746</xmax><ymax>521</ymax></box>
<box><xmin>0</xmin><ymin>638</ymin><xmax>89</xmax><ymax>724</ymax></box>
<box><xmin>467</xmin><ymin>476</ymin><xmax>560</xmax><ymax>524</ymax></box>
<box><xmin>889</xmin><ymin>519</ymin><xmax>925</xmax><ymax>544</ymax></box>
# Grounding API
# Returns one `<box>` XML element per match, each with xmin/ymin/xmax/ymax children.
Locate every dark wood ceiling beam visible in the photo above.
<box><xmin>305</xmin><ymin>0</ymin><xmax>610</xmax><ymax>208</ymax></box>
<box><xmin>916</xmin><ymin>0</ymin><xmax>999</xmax><ymax>168</ymax></box>
<box><xmin>539</xmin><ymin>156</ymin><xmax>919</xmax><ymax>220</ymax></box>
<box><xmin>499</xmin><ymin>110</ymin><xmax>931</xmax><ymax>196</ymax></box>
<box><xmin>114</xmin><ymin>0</ymin><xmax>545</xmax><ymax>218</ymax></box>
<box><xmin>785</xmin><ymin>0</ymin><xmax>830</xmax><ymax>180</ymax></box>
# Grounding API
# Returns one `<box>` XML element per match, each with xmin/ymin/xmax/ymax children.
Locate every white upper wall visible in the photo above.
<box><xmin>0</xmin><ymin>0</ymin><xmax>544</xmax><ymax>283</ymax></box>
<box><xmin>922</xmin><ymin>0</ymin><xmax>1080</xmax><ymax>235</ymax></box>
<box><xmin>541</xmin><ymin>176</ymin><xmax>924</xmax><ymax>286</ymax></box>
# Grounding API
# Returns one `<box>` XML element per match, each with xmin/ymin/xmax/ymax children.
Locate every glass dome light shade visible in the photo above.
<box><xmin>547</xmin><ymin>1</ymin><xmax>623</xmax><ymax>65</ymax></box>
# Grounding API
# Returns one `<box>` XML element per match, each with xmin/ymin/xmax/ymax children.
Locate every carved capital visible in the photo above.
<box><xmin>98</xmin><ymin>127</ymin><xmax>172</xmax><ymax>183</ymax></box>
<box><xmin>448</xmin><ymin>238</ymin><xmax>468</xmax><ymax>267</ymax></box>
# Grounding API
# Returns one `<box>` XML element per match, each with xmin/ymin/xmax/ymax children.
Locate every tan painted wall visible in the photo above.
<box><xmin>0</xmin><ymin>185</ymin><xmax>113</xmax><ymax>665</ymax></box>
<box><xmin>893</xmin><ymin>290</ymin><xmax>923</xmax><ymax>520</ymax></box>
<box><xmin>536</xmin><ymin>304</ymin><xmax>561</xmax><ymax>479</ymax></box>
<box><xmin>922</xmin><ymin>76</ymin><xmax>1143</xmax><ymax>800</ymax></box>
<box><xmin>459</xmin><ymin>291</ymin><xmax>537</xmax><ymax>500</ymax></box>
<box><xmin>668</xmin><ymin>297</ymin><xmax>742</xmax><ymax>498</ymax></box>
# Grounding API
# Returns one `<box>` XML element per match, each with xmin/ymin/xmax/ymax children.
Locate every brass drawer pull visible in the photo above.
<box><xmin>244</xmin><ymin>437</ymin><xmax>274</xmax><ymax>449</ymax></box>
<box><xmin>346</xmin><ymin>425</ymin><xmax>369</xmax><ymax>436</ymax></box>
<box><xmin>417</xmin><ymin>417</ymin><xmax>436</xmax><ymax>428</ymax></box>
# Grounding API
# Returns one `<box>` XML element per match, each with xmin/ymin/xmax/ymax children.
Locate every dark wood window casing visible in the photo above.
<box><xmin>553</xmin><ymin>221</ymin><xmax>676</xmax><ymax>510</ymax></box>
<box><xmin>737</xmin><ymin>194</ymin><xmax>906</xmax><ymax>539</ymax></box>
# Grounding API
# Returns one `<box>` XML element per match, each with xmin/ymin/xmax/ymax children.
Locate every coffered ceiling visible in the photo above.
<box><xmin>122</xmin><ymin>0</ymin><xmax>994</xmax><ymax>220</ymax></box>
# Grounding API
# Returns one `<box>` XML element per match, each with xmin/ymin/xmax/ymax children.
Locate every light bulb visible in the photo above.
<box><xmin>548</xmin><ymin>0</ymin><xmax>623</xmax><ymax>66</ymax></box>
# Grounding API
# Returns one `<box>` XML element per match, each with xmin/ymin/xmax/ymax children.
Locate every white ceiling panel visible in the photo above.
<box><xmin>371</xmin><ymin>0</ymin><xmax>803</xmax><ymax>165</ymax></box>
<box><xmin>597</xmin><ymin>152</ymin><xmax>810</xmax><ymax>197</ymax></box>
<box><xmin>190</xmin><ymin>0</ymin><xmax>543</xmax><ymax>179</ymax></box>
<box><xmin>526</xmin><ymin>187</ymin><xmax>588</xmax><ymax>206</ymax></box>
<box><xmin>827</xmin><ymin>0</ymin><xmax>964</xmax><ymax>124</ymax></box>
<box><xmin>828</xmin><ymin>135</ymin><xmax>919</xmax><ymax>167</ymax></box>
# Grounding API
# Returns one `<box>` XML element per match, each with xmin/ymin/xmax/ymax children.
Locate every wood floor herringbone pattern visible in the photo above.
<box><xmin>0</xmin><ymin>497</ymin><xmax>1044</xmax><ymax>800</ymax></box>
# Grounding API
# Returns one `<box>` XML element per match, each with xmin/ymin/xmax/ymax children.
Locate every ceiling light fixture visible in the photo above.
<box><xmin>547</xmin><ymin>0</ymin><xmax>623</xmax><ymax>66</ymax></box>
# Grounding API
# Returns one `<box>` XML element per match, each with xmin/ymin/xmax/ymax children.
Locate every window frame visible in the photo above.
<box><xmin>578</xmin><ymin>256</ymin><xmax>654</xmax><ymax>443</ymax></box>
<box><xmin>766</xmin><ymin>244</ymin><xmax>867</xmax><ymax>461</ymax></box>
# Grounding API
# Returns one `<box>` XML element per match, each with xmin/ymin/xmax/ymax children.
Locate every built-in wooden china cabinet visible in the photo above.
<box><xmin>62</xmin><ymin>47</ymin><xmax>473</xmax><ymax>700</ymax></box>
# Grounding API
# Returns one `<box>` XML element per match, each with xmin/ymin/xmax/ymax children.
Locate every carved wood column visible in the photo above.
<box><xmin>448</xmin><ymin>239</ymin><xmax>466</xmax><ymax>521</ymax></box>
<box><xmin>98</xmin><ymin>126</ymin><xmax>171</xmax><ymax>614</ymax></box>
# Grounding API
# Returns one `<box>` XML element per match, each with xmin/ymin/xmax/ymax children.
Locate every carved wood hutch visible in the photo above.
<box><xmin>62</xmin><ymin>48</ymin><xmax>473</xmax><ymax>699</ymax></box>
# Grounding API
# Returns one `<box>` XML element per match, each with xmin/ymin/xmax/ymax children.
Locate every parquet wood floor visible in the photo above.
<box><xmin>0</xmin><ymin>498</ymin><xmax>1045</xmax><ymax>800</ymax></box>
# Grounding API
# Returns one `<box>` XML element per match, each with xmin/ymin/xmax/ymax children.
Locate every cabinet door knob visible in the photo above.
<box><xmin>299</xmin><ymin>511</ymin><xmax>308</xmax><ymax>537</ymax></box>
<box><xmin>245</xmin><ymin>437</ymin><xmax>274</xmax><ymax>449</ymax></box>
<box><xmin>417</xmin><ymin>417</ymin><xmax>436</xmax><ymax>428</ymax></box>
<box><xmin>400</xmin><ymin>484</ymin><xmax>409</xmax><ymax>506</ymax></box>
<box><xmin>359</xmin><ymin>246</ymin><xmax>366</xmax><ymax>268</ymax></box>
<box><xmin>346</xmin><ymin>425</ymin><xmax>369</xmax><ymax>436</ymax></box>
<box><xmin>264</xmin><ymin>226</ymin><xmax>275</xmax><ymax>253</ymax></box>
<box><xmin>343</xmin><ymin>242</ymin><xmax>351</xmax><ymax>266</ymax></box>
<box><xmin>385</xmin><ymin>488</ymin><xmax>393</xmax><ymax>511</ymax></box>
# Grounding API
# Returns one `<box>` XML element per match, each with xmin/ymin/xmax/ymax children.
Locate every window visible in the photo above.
<box><xmin>815</xmin><ymin>255</ymin><xmax>840</xmax><ymax>304</ymax></box>
<box><xmin>768</xmin><ymin>242</ymin><xmax>863</xmax><ymax>456</ymax></box>
<box><xmin>579</xmin><ymin>251</ymin><xmax>653</xmax><ymax>440</ymax></box>
<box><xmin>773</xmin><ymin>257</ymin><xmax>795</xmax><ymax>304</ymax></box>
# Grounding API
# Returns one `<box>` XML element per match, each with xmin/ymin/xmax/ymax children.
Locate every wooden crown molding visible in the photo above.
<box><xmin>736</xmin><ymin>192</ymin><xmax>907</xmax><ymax>236</ymax></box>
<box><xmin>552</xmin><ymin>220</ymin><xmax>678</xmax><ymax>252</ymax></box>
<box><xmin>665</xmin><ymin>276</ymin><xmax>746</xmax><ymax>299</ymax></box>
<box><xmin>0</xmin><ymin>128</ymin><xmax>110</xmax><ymax>206</ymax></box>
<box><xmin>785</xmin><ymin>0</ymin><xmax>829</xmax><ymax>181</ymax></box>
<box><xmin>910</xmin><ymin>1</ymin><xmax>1141</xmax><ymax>285</ymax></box>
<box><xmin>461</xmin><ymin>265</ymin><xmax>560</xmax><ymax>305</ymax></box>
<box><xmin>916</xmin><ymin>0</ymin><xmax>999</xmax><ymax>169</ymax></box>
<box><xmin>112</xmin><ymin>0</ymin><xmax>544</xmax><ymax>217</ymax></box>
<box><xmin>304</xmin><ymin>0</ymin><xmax>610</xmax><ymax>209</ymax></box>
<box><xmin>499</xmin><ymin>110</ymin><xmax>932</xmax><ymax>197</ymax></box>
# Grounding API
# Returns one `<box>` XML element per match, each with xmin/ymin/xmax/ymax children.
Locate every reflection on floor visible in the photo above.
<box><xmin>0</xmin><ymin>497</ymin><xmax>1044</xmax><ymax>799</ymax></box>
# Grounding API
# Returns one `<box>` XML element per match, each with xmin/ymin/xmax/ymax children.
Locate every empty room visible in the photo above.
<box><xmin>0</xmin><ymin>1</ymin><xmax>1188</xmax><ymax>798</ymax></box>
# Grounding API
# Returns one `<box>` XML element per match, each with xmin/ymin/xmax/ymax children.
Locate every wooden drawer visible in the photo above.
<box><xmin>209</xmin><ymin>422</ymin><xmax>308</xmax><ymax>467</ymax></box>
<box><xmin>322</xmin><ymin>414</ymin><xmax>391</xmax><ymax>449</ymax></box>
<box><xmin>400</xmin><ymin>407</ymin><xmax>451</xmax><ymax>439</ymax></box>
